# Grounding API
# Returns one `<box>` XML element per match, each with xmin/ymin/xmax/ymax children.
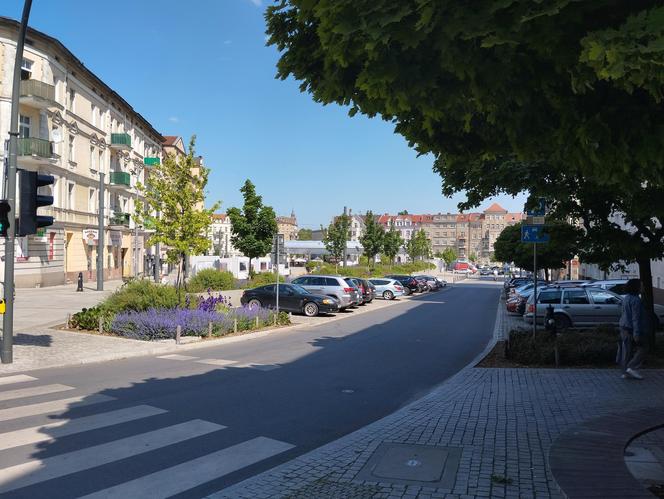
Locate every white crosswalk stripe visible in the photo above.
<box><xmin>196</xmin><ymin>358</ymin><xmax>237</xmax><ymax>366</ymax></box>
<box><xmin>156</xmin><ymin>354</ymin><xmax>199</xmax><ymax>361</ymax></box>
<box><xmin>0</xmin><ymin>419</ymin><xmax>225</xmax><ymax>493</ymax></box>
<box><xmin>233</xmin><ymin>363</ymin><xmax>281</xmax><ymax>371</ymax></box>
<box><xmin>80</xmin><ymin>436</ymin><xmax>295</xmax><ymax>498</ymax></box>
<box><xmin>0</xmin><ymin>405</ymin><xmax>166</xmax><ymax>451</ymax></box>
<box><xmin>0</xmin><ymin>383</ymin><xmax>74</xmax><ymax>402</ymax></box>
<box><xmin>0</xmin><ymin>394</ymin><xmax>114</xmax><ymax>423</ymax></box>
<box><xmin>0</xmin><ymin>375</ymin><xmax>38</xmax><ymax>386</ymax></box>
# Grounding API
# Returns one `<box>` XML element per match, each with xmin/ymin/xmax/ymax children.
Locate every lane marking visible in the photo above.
<box><xmin>0</xmin><ymin>394</ymin><xmax>115</xmax><ymax>423</ymax></box>
<box><xmin>0</xmin><ymin>419</ymin><xmax>225</xmax><ymax>493</ymax></box>
<box><xmin>156</xmin><ymin>354</ymin><xmax>199</xmax><ymax>361</ymax></box>
<box><xmin>0</xmin><ymin>405</ymin><xmax>167</xmax><ymax>451</ymax></box>
<box><xmin>233</xmin><ymin>363</ymin><xmax>281</xmax><ymax>371</ymax></box>
<box><xmin>80</xmin><ymin>436</ymin><xmax>295</xmax><ymax>498</ymax></box>
<box><xmin>0</xmin><ymin>375</ymin><xmax>38</xmax><ymax>386</ymax></box>
<box><xmin>195</xmin><ymin>359</ymin><xmax>237</xmax><ymax>367</ymax></box>
<box><xmin>0</xmin><ymin>384</ymin><xmax>74</xmax><ymax>403</ymax></box>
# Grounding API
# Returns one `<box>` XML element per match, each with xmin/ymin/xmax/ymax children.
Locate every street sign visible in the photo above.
<box><xmin>521</xmin><ymin>225</ymin><xmax>550</xmax><ymax>243</ymax></box>
<box><xmin>526</xmin><ymin>198</ymin><xmax>547</xmax><ymax>217</ymax></box>
<box><xmin>527</xmin><ymin>216</ymin><xmax>546</xmax><ymax>225</ymax></box>
<box><xmin>272</xmin><ymin>233</ymin><xmax>285</xmax><ymax>253</ymax></box>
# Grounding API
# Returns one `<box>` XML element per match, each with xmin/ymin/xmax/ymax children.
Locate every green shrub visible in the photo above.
<box><xmin>245</xmin><ymin>272</ymin><xmax>285</xmax><ymax>288</ymax></box>
<box><xmin>188</xmin><ymin>269</ymin><xmax>236</xmax><ymax>293</ymax></box>
<box><xmin>71</xmin><ymin>306</ymin><xmax>114</xmax><ymax>331</ymax></box>
<box><xmin>103</xmin><ymin>280</ymin><xmax>182</xmax><ymax>313</ymax></box>
<box><xmin>312</xmin><ymin>261</ymin><xmax>435</xmax><ymax>278</ymax></box>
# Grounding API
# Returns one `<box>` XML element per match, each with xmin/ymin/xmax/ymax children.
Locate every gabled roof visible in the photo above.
<box><xmin>484</xmin><ymin>202</ymin><xmax>507</xmax><ymax>213</ymax></box>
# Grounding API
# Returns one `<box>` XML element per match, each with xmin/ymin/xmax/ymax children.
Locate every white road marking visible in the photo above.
<box><xmin>80</xmin><ymin>436</ymin><xmax>295</xmax><ymax>498</ymax></box>
<box><xmin>0</xmin><ymin>375</ymin><xmax>38</xmax><ymax>386</ymax></box>
<box><xmin>233</xmin><ymin>363</ymin><xmax>281</xmax><ymax>371</ymax></box>
<box><xmin>195</xmin><ymin>359</ymin><xmax>237</xmax><ymax>367</ymax></box>
<box><xmin>0</xmin><ymin>405</ymin><xmax>167</xmax><ymax>451</ymax></box>
<box><xmin>0</xmin><ymin>394</ymin><xmax>114</xmax><ymax>423</ymax></box>
<box><xmin>0</xmin><ymin>419</ymin><xmax>225</xmax><ymax>493</ymax></box>
<box><xmin>0</xmin><ymin>384</ymin><xmax>74</xmax><ymax>402</ymax></box>
<box><xmin>156</xmin><ymin>354</ymin><xmax>199</xmax><ymax>361</ymax></box>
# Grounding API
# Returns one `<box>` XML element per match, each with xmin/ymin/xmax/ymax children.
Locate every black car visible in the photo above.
<box><xmin>384</xmin><ymin>275</ymin><xmax>419</xmax><ymax>295</ymax></box>
<box><xmin>240</xmin><ymin>283</ymin><xmax>339</xmax><ymax>317</ymax></box>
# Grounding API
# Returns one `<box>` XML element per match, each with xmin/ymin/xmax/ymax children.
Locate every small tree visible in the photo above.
<box><xmin>406</xmin><ymin>229</ymin><xmax>432</xmax><ymax>262</ymax></box>
<box><xmin>359</xmin><ymin>211</ymin><xmax>384</xmax><ymax>269</ymax></box>
<box><xmin>324</xmin><ymin>212</ymin><xmax>350</xmax><ymax>273</ymax></box>
<box><xmin>440</xmin><ymin>247</ymin><xmax>458</xmax><ymax>269</ymax></box>
<box><xmin>398</xmin><ymin>210</ymin><xmax>409</xmax><ymax>215</ymax></box>
<box><xmin>382</xmin><ymin>226</ymin><xmax>403</xmax><ymax>267</ymax></box>
<box><xmin>137</xmin><ymin>136</ymin><xmax>217</xmax><ymax>292</ymax></box>
<box><xmin>227</xmin><ymin>180</ymin><xmax>278</xmax><ymax>277</ymax></box>
<box><xmin>469</xmin><ymin>252</ymin><xmax>478</xmax><ymax>263</ymax></box>
<box><xmin>297</xmin><ymin>228</ymin><xmax>313</xmax><ymax>240</ymax></box>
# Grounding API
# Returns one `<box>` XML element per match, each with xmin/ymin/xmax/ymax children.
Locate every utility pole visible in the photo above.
<box><xmin>342</xmin><ymin>206</ymin><xmax>348</xmax><ymax>268</ymax></box>
<box><xmin>153</xmin><ymin>210</ymin><xmax>160</xmax><ymax>283</ymax></box>
<box><xmin>2</xmin><ymin>0</ymin><xmax>33</xmax><ymax>364</ymax></box>
<box><xmin>532</xmin><ymin>242</ymin><xmax>538</xmax><ymax>338</ymax></box>
<box><xmin>97</xmin><ymin>172</ymin><xmax>105</xmax><ymax>290</ymax></box>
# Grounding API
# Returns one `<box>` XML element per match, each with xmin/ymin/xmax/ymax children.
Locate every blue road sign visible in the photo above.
<box><xmin>521</xmin><ymin>225</ymin><xmax>550</xmax><ymax>243</ymax></box>
<box><xmin>526</xmin><ymin>198</ymin><xmax>547</xmax><ymax>217</ymax></box>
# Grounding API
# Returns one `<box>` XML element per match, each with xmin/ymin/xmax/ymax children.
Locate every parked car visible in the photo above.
<box><xmin>290</xmin><ymin>275</ymin><xmax>357</xmax><ymax>309</ymax></box>
<box><xmin>345</xmin><ymin>277</ymin><xmax>374</xmax><ymax>304</ymax></box>
<box><xmin>342</xmin><ymin>277</ymin><xmax>366</xmax><ymax>305</ymax></box>
<box><xmin>551</xmin><ymin>279</ymin><xmax>595</xmax><ymax>287</ymax></box>
<box><xmin>524</xmin><ymin>286</ymin><xmax>664</xmax><ymax>330</ymax></box>
<box><xmin>241</xmin><ymin>283</ymin><xmax>338</xmax><ymax>317</ymax></box>
<box><xmin>504</xmin><ymin>277</ymin><xmax>533</xmax><ymax>296</ymax></box>
<box><xmin>413</xmin><ymin>276</ymin><xmax>431</xmax><ymax>292</ymax></box>
<box><xmin>416</xmin><ymin>275</ymin><xmax>445</xmax><ymax>290</ymax></box>
<box><xmin>368</xmin><ymin>278</ymin><xmax>405</xmax><ymax>300</ymax></box>
<box><xmin>582</xmin><ymin>279</ymin><xmax>631</xmax><ymax>296</ymax></box>
<box><xmin>385</xmin><ymin>275</ymin><xmax>419</xmax><ymax>295</ymax></box>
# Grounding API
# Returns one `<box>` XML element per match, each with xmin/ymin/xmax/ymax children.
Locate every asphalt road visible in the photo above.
<box><xmin>0</xmin><ymin>281</ymin><xmax>499</xmax><ymax>498</ymax></box>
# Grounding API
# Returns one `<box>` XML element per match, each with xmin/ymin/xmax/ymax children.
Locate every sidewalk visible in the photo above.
<box><xmin>211</xmin><ymin>291</ymin><xmax>664</xmax><ymax>498</ymax></box>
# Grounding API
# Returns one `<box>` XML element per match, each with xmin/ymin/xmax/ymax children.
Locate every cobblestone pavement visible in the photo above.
<box><xmin>211</xmin><ymin>289</ymin><xmax>664</xmax><ymax>499</ymax></box>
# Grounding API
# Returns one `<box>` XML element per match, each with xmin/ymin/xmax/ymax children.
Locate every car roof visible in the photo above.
<box><xmin>582</xmin><ymin>279</ymin><xmax>630</xmax><ymax>286</ymax></box>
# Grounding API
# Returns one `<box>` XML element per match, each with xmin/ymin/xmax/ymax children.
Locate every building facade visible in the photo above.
<box><xmin>208</xmin><ymin>213</ymin><xmax>242</xmax><ymax>258</ymax></box>
<box><xmin>277</xmin><ymin>210</ymin><xmax>298</xmax><ymax>241</ymax></box>
<box><xmin>0</xmin><ymin>18</ymin><xmax>162</xmax><ymax>287</ymax></box>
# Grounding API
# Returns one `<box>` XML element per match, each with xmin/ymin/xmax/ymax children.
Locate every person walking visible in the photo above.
<box><xmin>618</xmin><ymin>278</ymin><xmax>648</xmax><ymax>379</ymax></box>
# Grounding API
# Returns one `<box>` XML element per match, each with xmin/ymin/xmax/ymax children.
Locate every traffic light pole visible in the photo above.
<box><xmin>2</xmin><ymin>0</ymin><xmax>33</xmax><ymax>364</ymax></box>
<box><xmin>97</xmin><ymin>172</ymin><xmax>105</xmax><ymax>291</ymax></box>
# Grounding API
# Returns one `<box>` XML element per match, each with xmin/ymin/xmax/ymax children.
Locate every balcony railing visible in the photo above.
<box><xmin>110</xmin><ymin>212</ymin><xmax>130</xmax><ymax>226</ymax></box>
<box><xmin>143</xmin><ymin>157</ymin><xmax>160</xmax><ymax>166</ymax></box>
<box><xmin>110</xmin><ymin>133</ymin><xmax>131</xmax><ymax>148</ymax></box>
<box><xmin>18</xmin><ymin>137</ymin><xmax>53</xmax><ymax>158</ymax></box>
<box><xmin>19</xmin><ymin>79</ymin><xmax>56</xmax><ymax>102</ymax></box>
<box><xmin>109</xmin><ymin>171</ymin><xmax>131</xmax><ymax>186</ymax></box>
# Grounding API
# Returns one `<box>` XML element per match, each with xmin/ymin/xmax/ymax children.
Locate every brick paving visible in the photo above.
<box><xmin>211</xmin><ymin>292</ymin><xmax>664</xmax><ymax>499</ymax></box>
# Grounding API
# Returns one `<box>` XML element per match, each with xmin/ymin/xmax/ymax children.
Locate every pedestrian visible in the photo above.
<box><xmin>618</xmin><ymin>278</ymin><xmax>648</xmax><ymax>380</ymax></box>
<box><xmin>493</xmin><ymin>269</ymin><xmax>498</xmax><ymax>281</ymax></box>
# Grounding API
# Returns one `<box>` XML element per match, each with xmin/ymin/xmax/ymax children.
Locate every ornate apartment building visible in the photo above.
<box><xmin>0</xmin><ymin>18</ymin><xmax>162</xmax><ymax>287</ymax></box>
<box><xmin>277</xmin><ymin>210</ymin><xmax>298</xmax><ymax>241</ymax></box>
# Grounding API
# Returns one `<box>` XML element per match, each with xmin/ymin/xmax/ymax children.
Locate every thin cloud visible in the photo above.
<box><xmin>247</xmin><ymin>0</ymin><xmax>261</xmax><ymax>6</ymax></box>
<box><xmin>168</xmin><ymin>116</ymin><xmax>179</xmax><ymax>123</ymax></box>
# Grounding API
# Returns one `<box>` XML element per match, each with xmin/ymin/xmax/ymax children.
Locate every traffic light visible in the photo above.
<box><xmin>18</xmin><ymin>170</ymin><xmax>54</xmax><ymax>236</ymax></box>
<box><xmin>0</xmin><ymin>200</ymin><xmax>10</xmax><ymax>237</ymax></box>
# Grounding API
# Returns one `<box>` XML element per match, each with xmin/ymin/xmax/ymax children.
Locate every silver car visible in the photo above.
<box><xmin>368</xmin><ymin>278</ymin><xmax>405</xmax><ymax>300</ymax></box>
<box><xmin>524</xmin><ymin>286</ymin><xmax>664</xmax><ymax>329</ymax></box>
<box><xmin>291</xmin><ymin>275</ymin><xmax>356</xmax><ymax>309</ymax></box>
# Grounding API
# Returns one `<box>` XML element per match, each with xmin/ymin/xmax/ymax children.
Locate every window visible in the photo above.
<box><xmin>563</xmin><ymin>289</ymin><xmax>589</xmax><ymax>305</ymax></box>
<box><xmin>239</xmin><ymin>262</ymin><xmax>247</xmax><ymax>271</ymax></box>
<box><xmin>98</xmin><ymin>150</ymin><xmax>104</xmax><ymax>173</ymax></box>
<box><xmin>88</xmin><ymin>188</ymin><xmax>96</xmax><ymax>212</ymax></box>
<box><xmin>69</xmin><ymin>89</ymin><xmax>75</xmax><ymax>112</ymax></box>
<box><xmin>311</xmin><ymin>277</ymin><xmax>326</xmax><ymax>286</ymax></box>
<box><xmin>19</xmin><ymin>115</ymin><xmax>31</xmax><ymax>138</ymax></box>
<box><xmin>588</xmin><ymin>288</ymin><xmax>620</xmax><ymax>305</ymax></box>
<box><xmin>67</xmin><ymin>182</ymin><xmax>75</xmax><ymax>210</ymax></box>
<box><xmin>91</xmin><ymin>104</ymin><xmax>97</xmax><ymax>126</ymax></box>
<box><xmin>21</xmin><ymin>58</ymin><xmax>33</xmax><ymax>80</ymax></box>
<box><xmin>326</xmin><ymin>277</ymin><xmax>340</xmax><ymax>286</ymax></box>
<box><xmin>68</xmin><ymin>135</ymin><xmax>75</xmax><ymax>162</ymax></box>
<box><xmin>537</xmin><ymin>290</ymin><xmax>562</xmax><ymax>304</ymax></box>
<box><xmin>90</xmin><ymin>146</ymin><xmax>96</xmax><ymax>170</ymax></box>
<box><xmin>52</xmin><ymin>125</ymin><xmax>60</xmax><ymax>155</ymax></box>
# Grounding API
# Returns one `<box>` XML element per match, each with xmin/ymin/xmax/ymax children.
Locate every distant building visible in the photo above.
<box><xmin>208</xmin><ymin>213</ymin><xmax>241</xmax><ymax>258</ymax></box>
<box><xmin>277</xmin><ymin>210</ymin><xmax>298</xmax><ymax>241</ymax></box>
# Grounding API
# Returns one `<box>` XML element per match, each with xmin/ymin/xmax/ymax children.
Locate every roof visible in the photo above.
<box><xmin>0</xmin><ymin>17</ymin><xmax>162</xmax><ymax>141</ymax></box>
<box><xmin>162</xmin><ymin>136</ymin><xmax>179</xmax><ymax>146</ymax></box>
<box><xmin>212</xmin><ymin>213</ymin><xmax>227</xmax><ymax>221</ymax></box>
<box><xmin>484</xmin><ymin>202</ymin><xmax>508</xmax><ymax>213</ymax></box>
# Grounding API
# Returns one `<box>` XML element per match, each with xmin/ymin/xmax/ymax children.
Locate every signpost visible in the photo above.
<box><xmin>523</xmin><ymin>198</ymin><xmax>549</xmax><ymax>337</ymax></box>
<box><xmin>272</xmin><ymin>234</ymin><xmax>285</xmax><ymax>315</ymax></box>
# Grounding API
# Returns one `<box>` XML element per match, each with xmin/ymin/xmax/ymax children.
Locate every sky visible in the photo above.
<box><xmin>4</xmin><ymin>0</ymin><xmax>527</xmax><ymax>229</ymax></box>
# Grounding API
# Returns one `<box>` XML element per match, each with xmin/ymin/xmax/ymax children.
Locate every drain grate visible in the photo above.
<box><xmin>356</xmin><ymin>443</ymin><xmax>461</xmax><ymax>487</ymax></box>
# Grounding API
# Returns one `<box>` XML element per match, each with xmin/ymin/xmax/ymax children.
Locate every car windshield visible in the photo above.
<box><xmin>290</xmin><ymin>284</ymin><xmax>309</xmax><ymax>294</ymax></box>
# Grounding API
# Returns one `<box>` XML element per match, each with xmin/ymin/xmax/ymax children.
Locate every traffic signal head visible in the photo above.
<box><xmin>0</xmin><ymin>200</ymin><xmax>10</xmax><ymax>237</ymax></box>
<box><xmin>18</xmin><ymin>170</ymin><xmax>54</xmax><ymax>236</ymax></box>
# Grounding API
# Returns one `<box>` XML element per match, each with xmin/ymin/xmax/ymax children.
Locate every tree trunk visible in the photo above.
<box><xmin>248</xmin><ymin>257</ymin><xmax>253</xmax><ymax>279</ymax></box>
<box><xmin>544</xmin><ymin>268</ymin><xmax>549</xmax><ymax>281</ymax></box>
<box><xmin>638</xmin><ymin>257</ymin><xmax>656</xmax><ymax>349</ymax></box>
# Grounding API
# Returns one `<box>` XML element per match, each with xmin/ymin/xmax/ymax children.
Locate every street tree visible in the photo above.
<box><xmin>397</xmin><ymin>210</ymin><xmax>409</xmax><ymax>216</ymax></box>
<box><xmin>266</xmin><ymin>1</ymin><xmax>664</xmax><ymax>339</ymax></box>
<box><xmin>406</xmin><ymin>229</ymin><xmax>432</xmax><ymax>262</ymax></box>
<box><xmin>324</xmin><ymin>212</ymin><xmax>350</xmax><ymax>272</ymax></box>
<box><xmin>227</xmin><ymin>180</ymin><xmax>278</xmax><ymax>277</ymax></box>
<box><xmin>382</xmin><ymin>226</ymin><xmax>403</xmax><ymax>267</ymax></box>
<box><xmin>469</xmin><ymin>253</ymin><xmax>477</xmax><ymax>263</ymax></box>
<box><xmin>440</xmin><ymin>248</ymin><xmax>457</xmax><ymax>269</ymax></box>
<box><xmin>359</xmin><ymin>211</ymin><xmax>384</xmax><ymax>268</ymax></box>
<box><xmin>297</xmin><ymin>228</ymin><xmax>313</xmax><ymax>240</ymax></box>
<box><xmin>137</xmin><ymin>136</ymin><xmax>217</xmax><ymax>292</ymax></box>
<box><xmin>493</xmin><ymin>222</ymin><xmax>583</xmax><ymax>281</ymax></box>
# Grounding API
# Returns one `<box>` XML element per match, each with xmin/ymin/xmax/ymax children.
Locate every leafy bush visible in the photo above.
<box><xmin>188</xmin><ymin>269</ymin><xmax>236</xmax><ymax>293</ymax></box>
<box><xmin>245</xmin><ymin>272</ymin><xmax>285</xmax><ymax>288</ymax></box>
<box><xmin>103</xmin><ymin>280</ymin><xmax>182</xmax><ymax>313</ymax></box>
<box><xmin>314</xmin><ymin>261</ymin><xmax>436</xmax><ymax>278</ymax></box>
<box><xmin>70</xmin><ymin>306</ymin><xmax>113</xmax><ymax>331</ymax></box>
<box><xmin>195</xmin><ymin>292</ymin><xmax>234</xmax><ymax>312</ymax></box>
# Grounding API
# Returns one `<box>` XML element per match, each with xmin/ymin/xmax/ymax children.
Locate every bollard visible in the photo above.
<box><xmin>255</xmin><ymin>316</ymin><xmax>259</xmax><ymax>328</ymax></box>
<box><xmin>176</xmin><ymin>325</ymin><xmax>181</xmax><ymax>345</ymax></box>
<box><xmin>98</xmin><ymin>316</ymin><xmax>103</xmax><ymax>335</ymax></box>
<box><xmin>66</xmin><ymin>313</ymin><xmax>71</xmax><ymax>329</ymax></box>
<box><xmin>76</xmin><ymin>272</ymin><xmax>84</xmax><ymax>292</ymax></box>
<box><xmin>208</xmin><ymin>321</ymin><xmax>212</xmax><ymax>339</ymax></box>
<box><xmin>234</xmin><ymin>317</ymin><xmax>238</xmax><ymax>334</ymax></box>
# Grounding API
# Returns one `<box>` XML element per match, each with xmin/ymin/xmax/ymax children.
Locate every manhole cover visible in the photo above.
<box><xmin>356</xmin><ymin>443</ymin><xmax>461</xmax><ymax>487</ymax></box>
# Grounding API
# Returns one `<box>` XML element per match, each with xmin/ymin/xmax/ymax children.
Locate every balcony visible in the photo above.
<box><xmin>109</xmin><ymin>171</ymin><xmax>131</xmax><ymax>187</ymax></box>
<box><xmin>143</xmin><ymin>157</ymin><xmax>160</xmax><ymax>166</ymax></box>
<box><xmin>17</xmin><ymin>137</ymin><xmax>55</xmax><ymax>170</ymax></box>
<box><xmin>109</xmin><ymin>212</ymin><xmax>130</xmax><ymax>227</ymax></box>
<box><xmin>19</xmin><ymin>79</ymin><xmax>57</xmax><ymax>109</ymax></box>
<box><xmin>110</xmin><ymin>133</ymin><xmax>131</xmax><ymax>150</ymax></box>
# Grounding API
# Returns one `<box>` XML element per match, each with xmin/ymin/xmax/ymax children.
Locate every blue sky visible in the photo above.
<box><xmin>5</xmin><ymin>0</ymin><xmax>526</xmax><ymax>228</ymax></box>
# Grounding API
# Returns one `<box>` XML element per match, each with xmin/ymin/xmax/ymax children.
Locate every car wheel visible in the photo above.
<box><xmin>403</xmin><ymin>288</ymin><xmax>411</xmax><ymax>296</ymax></box>
<box><xmin>247</xmin><ymin>299</ymin><xmax>262</xmax><ymax>310</ymax></box>
<box><xmin>303</xmin><ymin>302</ymin><xmax>319</xmax><ymax>317</ymax></box>
<box><xmin>383</xmin><ymin>290</ymin><xmax>394</xmax><ymax>300</ymax></box>
<box><xmin>554</xmin><ymin>314</ymin><xmax>572</xmax><ymax>330</ymax></box>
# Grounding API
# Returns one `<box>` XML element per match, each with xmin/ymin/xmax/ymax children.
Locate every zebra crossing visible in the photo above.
<box><xmin>157</xmin><ymin>354</ymin><xmax>282</xmax><ymax>371</ymax></box>
<box><xmin>0</xmin><ymin>373</ymin><xmax>294</xmax><ymax>497</ymax></box>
